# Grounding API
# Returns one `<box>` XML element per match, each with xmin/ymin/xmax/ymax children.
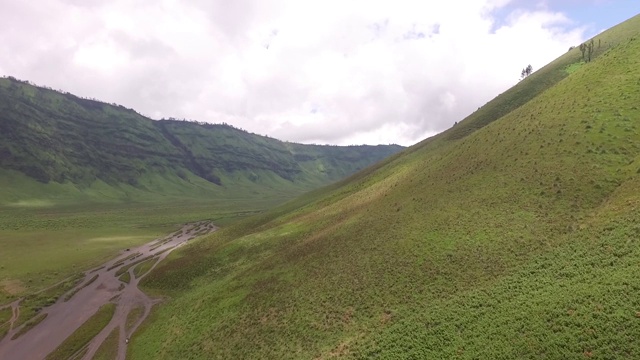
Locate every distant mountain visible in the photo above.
<box><xmin>0</xmin><ymin>77</ymin><xmax>403</xmax><ymax>203</ymax></box>
<box><xmin>132</xmin><ymin>14</ymin><xmax>640</xmax><ymax>359</ymax></box>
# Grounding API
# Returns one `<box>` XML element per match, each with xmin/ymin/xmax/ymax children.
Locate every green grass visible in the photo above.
<box><xmin>11</xmin><ymin>312</ymin><xmax>47</xmax><ymax>340</ymax></box>
<box><xmin>133</xmin><ymin>258</ymin><xmax>158</xmax><ymax>279</ymax></box>
<box><xmin>0</xmin><ymin>306</ymin><xmax>13</xmax><ymax>339</ymax></box>
<box><xmin>0</xmin><ymin>322</ymin><xmax>8</xmax><ymax>339</ymax></box>
<box><xmin>68</xmin><ymin>348</ymin><xmax>88</xmax><ymax>360</ymax></box>
<box><xmin>0</xmin><ymin>72</ymin><xmax>401</xmax><ymax>204</ymax></box>
<box><xmin>93</xmin><ymin>326</ymin><xmax>119</xmax><ymax>360</ymax></box>
<box><xmin>565</xmin><ymin>61</ymin><xmax>584</xmax><ymax>74</ymax></box>
<box><xmin>118</xmin><ymin>272</ymin><xmax>131</xmax><ymax>284</ymax></box>
<box><xmin>0</xmin><ymin>306</ymin><xmax>11</xmax><ymax>324</ymax></box>
<box><xmin>126</xmin><ymin>306</ymin><xmax>145</xmax><ymax>332</ymax></box>
<box><xmin>354</xmin><ymin>220</ymin><xmax>640</xmax><ymax>358</ymax></box>
<box><xmin>129</xmin><ymin>14</ymin><xmax>640</xmax><ymax>359</ymax></box>
<box><xmin>116</xmin><ymin>255</ymin><xmax>153</xmax><ymax>277</ymax></box>
<box><xmin>45</xmin><ymin>303</ymin><xmax>116</xmax><ymax>360</ymax></box>
<box><xmin>443</xmin><ymin>14</ymin><xmax>636</xmax><ymax>143</ymax></box>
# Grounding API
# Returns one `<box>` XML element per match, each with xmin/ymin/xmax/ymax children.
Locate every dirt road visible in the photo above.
<box><xmin>0</xmin><ymin>221</ymin><xmax>217</xmax><ymax>360</ymax></box>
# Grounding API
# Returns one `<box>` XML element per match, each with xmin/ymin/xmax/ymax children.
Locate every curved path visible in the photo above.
<box><xmin>0</xmin><ymin>221</ymin><xmax>217</xmax><ymax>360</ymax></box>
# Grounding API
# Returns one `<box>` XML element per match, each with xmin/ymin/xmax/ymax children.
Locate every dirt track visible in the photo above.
<box><xmin>0</xmin><ymin>221</ymin><xmax>217</xmax><ymax>360</ymax></box>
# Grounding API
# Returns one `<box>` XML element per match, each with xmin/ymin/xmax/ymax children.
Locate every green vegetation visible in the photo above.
<box><xmin>11</xmin><ymin>312</ymin><xmax>47</xmax><ymax>340</ymax></box>
<box><xmin>0</xmin><ymin>306</ymin><xmax>11</xmax><ymax>324</ymax></box>
<box><xmin>133</xmin><ymin>258</ymin><xmax>158</xmax><ymax>279</ymax></box>
<box><xmin>118</xmin><ymin>272</ymin><xmax>131</xmax><ymax>284</ymax></box>
<box><xmin>564</xmin><ymin>61</ymin><xmax>584</xmax><ymax>74</ymax></box>
<box><xmin>0</xmin><ymin>76</ymin><xmax>401</xmax><ymax>201</ymax></box>
<box><xmin>67</xmin><ymin>348</ymin><xmax>88</xmax><ymax>360</ymax></box>
<box><xmin>444</xmin><ymin>16</ymin><xmax>635</xmax><ymax>142</ymax></box>
<box><xmin>126</xmin><ymin>306</ymin><xmax>145</xmax><ymax>332</ymax></box>
<box><xmin>129</xmin><ymin>14</ymin><xmax>640</xmax><ymax>359</ymax></box>
<box><xmin>45</xmin><ymin>303</ymin><xmax>116</xmax><ymax>360</ymax></box>
<box><xmin>0</xmin><ymin>306</ymin><xmax>12</xmax><ymax>339</ymax></box>
<box><xmin>0</xmin><ymin>323</ymin><xmax>8</xmax><ymax>339</ymax></box>
<box><xmin>93</xmin><ymin>327</ymin><xmax>119</xmax><ymax>360</ymax></box>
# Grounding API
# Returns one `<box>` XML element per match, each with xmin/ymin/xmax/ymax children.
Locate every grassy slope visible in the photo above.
<box><xmin>132</xmin><ymin>15</ymin><xmax>640</xmax><ymax>359</ymax></box>
<box><xmin>445</xmin><ymin>12</ymin><xmax>640</xmax><ymax>142</ymax></box>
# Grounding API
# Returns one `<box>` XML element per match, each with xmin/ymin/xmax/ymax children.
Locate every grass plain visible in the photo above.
<box><xmin>0</xmin><ymin>194</ymin><xmax>281</xmax><ymax>307</ymax></box>
<box><xmin>129</xmin><ymin>14</ymin><xmax>640</xmax><ymax>359</ymax></box>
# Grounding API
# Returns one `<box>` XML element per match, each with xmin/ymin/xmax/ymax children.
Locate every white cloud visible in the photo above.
<box><xmin>0</xmin><ymin>0</ymin><xmax>586</xmax><ymax>145</ymax></box>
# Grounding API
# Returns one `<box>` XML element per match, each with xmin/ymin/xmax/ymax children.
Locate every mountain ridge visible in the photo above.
<box><xmin>0</xmin><ymin>77</ymin><xmax>403</xmax><ymax>204</ymax></box>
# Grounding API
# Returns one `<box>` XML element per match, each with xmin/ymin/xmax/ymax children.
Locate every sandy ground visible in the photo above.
<box><xmin>0</xmin><ymin>221</ymin><xmax>217</xmax><ymax>360</ymax></box>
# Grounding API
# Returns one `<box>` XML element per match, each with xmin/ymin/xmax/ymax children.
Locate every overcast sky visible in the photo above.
<box><xmin>1</xmin><ymin>0</ymin><xmax>637</xmax><ymax>146</ymax></box>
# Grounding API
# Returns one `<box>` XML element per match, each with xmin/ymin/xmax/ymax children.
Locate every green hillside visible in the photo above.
<box><xmin>0</xmin><ymin>78</ymin><xmax>402</xmax><ymax>205</ymax></box>
<box><xmin>131</xmin><ymin>14</ymin><xmax>640</xmax><ymax>359</ymax></box>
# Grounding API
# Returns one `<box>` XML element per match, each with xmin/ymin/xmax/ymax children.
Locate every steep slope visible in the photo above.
<box><xmin>445</xmin><ymin>11</ymin><xmax>640</xmax><ymax>141</ymax></box>
<box><xmin>0</xmin><ymin>80</ymin><xmax>402</xmax><ymax>204</ymax></box>
<box><xmin>132</xmin><ymin>14</ymin><xmax>640</xmax><ymax>359</ymax></box>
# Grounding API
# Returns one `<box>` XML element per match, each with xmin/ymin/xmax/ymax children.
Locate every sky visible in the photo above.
<box><xmin>0</xmin><ymin>1</ymin><xmax>638</xmax><ymax>146</ymax></box>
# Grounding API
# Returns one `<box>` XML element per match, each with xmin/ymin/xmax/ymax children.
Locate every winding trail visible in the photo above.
<box><xmin>0</xmin><ymin>221</ymin><xmax>217</xmax><ymax>360</ymax></box>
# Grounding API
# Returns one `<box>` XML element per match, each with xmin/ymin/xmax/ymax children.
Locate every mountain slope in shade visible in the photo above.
<box><xmin>0</xmin><ymin>78</ymin><xmax>403</xmax><ymax>204</ymax></box>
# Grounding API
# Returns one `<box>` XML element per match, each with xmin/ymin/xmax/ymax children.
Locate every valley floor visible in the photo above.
<box><xmin>0</xmin><ymin>221</ymin><xmax>217</xmax><ymax>360</ymax></box>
